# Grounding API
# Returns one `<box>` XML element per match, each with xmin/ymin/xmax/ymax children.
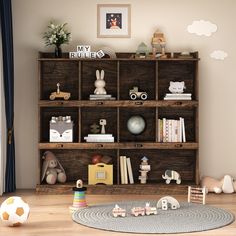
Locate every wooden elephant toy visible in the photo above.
<box><xmin>162</xmin><ymin>170</ymin><xmax>181</xmax><ymax>184</ymax></box>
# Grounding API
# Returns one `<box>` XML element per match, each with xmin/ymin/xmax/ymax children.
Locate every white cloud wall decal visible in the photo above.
<box><xmin>187</xmin><ymin>20</ymin><xmax>217</xmax><ymax>36</ymax></box>
<box><xmin>210</xmin><ymin>50</ymin><xmax>228</xmax><ymax>60</ymax></box>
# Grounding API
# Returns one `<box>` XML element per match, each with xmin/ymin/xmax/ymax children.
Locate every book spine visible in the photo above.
<box><xmin>123</xmin><ymin>156</ymin><xmax>128</xmax><ymax>184</ymax></box>
<box><xmin>120</xmin><ymin>156</ymin><xmax>124</xmax><ymax>184</ymax></box>
<box><xmin>169</xmin><ymin>120</ymin><xmax>172</xmax><ymax>142</ymax></box>
<box><xmin>181</xmin><ymin>118</ymin><xmax>186</xmax><ymax>142</ymax></box>
<box><xmin>126</xmin><ymin>158</ymin><xmax>134</xmax><ymax>184</ymax></box>
<box><xmin>165</xmin><ymin>120</ymin><xmax>169</xmax><ymax>142</ymax></box>
<box><xmin>178</xmin><ymin>119</ymin><xmax>182</xmax><ymax>142</ymax></box>
<box><xmin>160</xmin><ymin>119</ymin><xmax>163</xmax><ymax>142</ymax></box>
<box><xmin>158</xmin><ymin>119</ymin><xmax>160</xmax><ymax>142</ymax></box>
<box><xmin>163</xmin><ymin>118</ymin><xmax>166</xmax><ymax>142</ymax></box>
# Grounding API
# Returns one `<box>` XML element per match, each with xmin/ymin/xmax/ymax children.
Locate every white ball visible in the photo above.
<box><xmin>0</xmin><ymin>196</ymin><xmax>30</xmax><ymax>226</ymax></box>
<box><xmin>127</xmin><ymin>116</ymin><xmax>146</xmax><ymax>135</ymax></box>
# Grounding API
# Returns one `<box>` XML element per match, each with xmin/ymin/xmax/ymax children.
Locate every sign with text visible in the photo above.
<box><xmin>69</xmin><ymin>45</ymin><xmax>105</xmax><ymax>59</ymax></box>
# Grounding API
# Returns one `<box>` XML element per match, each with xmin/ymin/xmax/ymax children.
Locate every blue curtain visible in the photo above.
<box><xmin>0</xmin><ymin>0</ymin><xmax>16</xmax><ymax>192</ymax></box>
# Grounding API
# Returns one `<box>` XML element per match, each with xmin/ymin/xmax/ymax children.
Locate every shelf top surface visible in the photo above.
<box><xmin>38</xmin><ymin>52</ymin><xmax>200</xmax><ymax>61</ymax></box>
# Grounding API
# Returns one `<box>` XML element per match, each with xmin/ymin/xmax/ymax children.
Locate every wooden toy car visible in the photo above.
<box><xmin>112</xmin><ymin>205</ymin><xmax>126</xmax><ymax>217</ymax></box>
<box><xmin>49</xmin><ymin>83</ymin><xmax>71</xmax><ymax>100</ymax></box>
<box><xmin>131</xmin><ymin>207</ymin><xmax>145</xmax><ymax>216</ymax></box>
<box><xmin>145</xmin><ymin>202</ymin><xmax>157</xmax><ymax>215</ymax></box>
<box><xmin>129</xmin><ymin>87</ymin><xmax>148</xmax><ymax>100</ymax></box>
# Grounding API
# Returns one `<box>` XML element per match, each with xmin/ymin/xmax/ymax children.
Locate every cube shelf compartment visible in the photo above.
<box><xmin>37</xmin><ymin>52</ymin><xmax>199</xmax><ymax>194</ymax></box>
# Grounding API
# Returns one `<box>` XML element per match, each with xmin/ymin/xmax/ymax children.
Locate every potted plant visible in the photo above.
<box><xmin>43</xmin><ymin>22</ymin><xmax>71</xmax><ymax>58</ymax></box>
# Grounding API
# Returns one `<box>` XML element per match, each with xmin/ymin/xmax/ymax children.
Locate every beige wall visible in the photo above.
<box><xmin>12</xmin><ymin>0</ymin><xmax>236</xmax><ymax>188</ymax></box>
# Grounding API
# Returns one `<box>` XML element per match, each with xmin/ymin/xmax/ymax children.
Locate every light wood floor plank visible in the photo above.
<box><xmin>0</xmin><ymin>191</ymin><xmax>235</xmax><ymax>235</ymax></box>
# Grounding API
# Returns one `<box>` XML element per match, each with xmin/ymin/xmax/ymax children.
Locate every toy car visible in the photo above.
<box><xmin>131</xmin><ymin>207</ymin><xmax>145</xmax><ymax>216</ymax></box>
<box><xmin>112</xmin><ymin>205</ymin><xmax>126</xmax><ymax>217</ymax></box>
<box><xmin>49</xmin><ymin>83</ymin><xmax>71</xmax><ymax>100</ymax></box>
<box><xmin>145</xmin><ymin>203</ymin><xmax>157</xmax><ymax>215</ymax></box>
<box><xmin>129</xmin><ymin>87</ymin><xmax>148</xmax><ymax>100</ymax></box>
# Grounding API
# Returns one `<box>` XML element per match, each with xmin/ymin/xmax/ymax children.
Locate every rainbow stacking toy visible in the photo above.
<box><xmin>69</xmin><ymin>179</ymin><xmax>87</xmax><ymax>214</ymax></box>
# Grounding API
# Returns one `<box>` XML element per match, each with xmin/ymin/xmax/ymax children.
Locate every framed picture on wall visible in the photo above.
<box><xmin>97</xmin><ymin>4</ymin><xmax>131</xmax><ymax>38</ymax></box>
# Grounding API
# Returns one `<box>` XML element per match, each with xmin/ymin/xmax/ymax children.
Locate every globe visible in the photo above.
<box><xmin>127</xmin><ymin>116</ymin><xmax>146</xmax><ymax>135</ymax></box>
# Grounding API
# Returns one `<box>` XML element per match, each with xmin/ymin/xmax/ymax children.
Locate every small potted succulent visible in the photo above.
<box><xmin>43</xmin><ymin>22</ymin><xmax>71</xmax><ymax>58</ymax></box>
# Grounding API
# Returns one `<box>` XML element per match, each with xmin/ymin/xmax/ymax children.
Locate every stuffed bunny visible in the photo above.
<box><xmin>94</xmin><ymin>70</ymin><xmax>107</xmax><ymax>95</ymax></box>
<box><xmin>41</xmin><ymin>151</ymin><xmax>66</xmax><ymax>185</ymax></box>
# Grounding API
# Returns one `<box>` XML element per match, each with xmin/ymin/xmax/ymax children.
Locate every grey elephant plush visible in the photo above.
<box><xmin>41</xmin><ymin>151</ymin><xmax>66</xmax><ymax>184</ymax></box>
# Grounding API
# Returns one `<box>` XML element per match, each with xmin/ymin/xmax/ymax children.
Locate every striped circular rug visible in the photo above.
<box><xmin>72</xmin><ymin>201</ymin><xmax>234</xmax><ymax>234</ymax></box>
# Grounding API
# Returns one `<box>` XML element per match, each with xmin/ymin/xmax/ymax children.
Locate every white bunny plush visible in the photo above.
<box><xmin>94</xmin><ymin>70</ymin><xmax>107</xmax><ymax>95</ymax></box>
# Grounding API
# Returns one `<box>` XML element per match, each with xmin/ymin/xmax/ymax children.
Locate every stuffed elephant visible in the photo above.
<box><xmin>41</xmin><ymin>151</ymin><xmax>66</xmax><ymax>184</ymax></box>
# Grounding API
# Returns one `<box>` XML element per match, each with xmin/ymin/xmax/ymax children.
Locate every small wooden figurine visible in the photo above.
<box><xmin>49</xmin><ymin>83</ymin><xmax>71</xmax><ymax>100</ymax></box>
<box><xmin>90</xmin><ymin>123</ymin><xmax>100</xmax><ymax>134</ymax></box>
<box><xmin>157</xmin><ymin>196</ymin><xmax>180</xmax><ymax>210</ymax></box>
<box><xmin>162</xmin><ymin>170</ymin><xmax>181</xmax><ymax>184</ymax></box>
<box><xmin>151</xmin><ymin>30</ymin><xmax>167</xmax><ymax>58</ymax></box>
<box><xmin>129</xmin><ymin>87</ymin><xmax>148</xmax><ymax>100</ymax></box>
<box><xmin>99</xmin><ymin>119</ymin><xmax>107</xmax><ymax>134</ymax></box>
<box><xmin>139</xmin><ymin>156</ymin><xmax>151</xmax><ymax>184</ymax></box>
<box><xmin>112</xmin><ymin>204</ymin><xmax>126</xmax><ymax>217</ymax></box>
<box><xmin>69</xmin><ymin>179</ymin><xmax>87</xmax><ymax>214</ymax></box>
<box><xmin>94</xmin><ymin>70</ymin><xmax>107</xmax><ymax>95</ymax></box>
<box><xmin>188</xmin><ymin>186</ymin><xmax>206</xmax><ymax>205</ymax></box>
<box><xmin>88</xmin><ymin>163</ymin><xmax>113</xmax><ymax>185</ymax></box>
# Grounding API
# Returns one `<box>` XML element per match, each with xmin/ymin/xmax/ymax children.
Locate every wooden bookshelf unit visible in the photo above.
<box><xmin>37</xmin><ymin>52</ymin><xmax>199</xmax><ymax>194</ymax></box>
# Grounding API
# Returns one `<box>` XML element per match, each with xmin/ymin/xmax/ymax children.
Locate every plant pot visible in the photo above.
<box><xmin>55</xmin><ymin>45</ymin><xmax>62</xmax><ymax>58</ymax></box>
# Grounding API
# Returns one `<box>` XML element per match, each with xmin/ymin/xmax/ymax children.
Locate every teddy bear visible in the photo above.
<box><xmin>41</xmin><ymin>151</ymin><xmax>66</xmax><ymax>185</ymax></box>
<box><xmin>201</xmin><ymin>175</ymin><xmax>236</xmax><ymax>194</ymax></box>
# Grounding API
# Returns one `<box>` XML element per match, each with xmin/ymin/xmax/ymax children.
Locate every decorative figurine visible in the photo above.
<box><xmin>99</xmin><ymin>119</ymin><xmax>107</xmax><ymax>134</ymax></box>
<box><xmin>188</xmin><ymin>186</ymin><xmax>206</xmax><ymax>205</ymax></box>
<box><xmin>127</xmin><ymin>115</ymin><xmax>146</xmax><ymax>135</ymax></box>
<box><xmin>157</xmin><ymin>196</ymin><xmax>180</xmax><ymax>210</ymax></box>
<box><xmin>88</xmin><ymin>163</ymin><xmax>113</xmax><ymax>185</ymax></box>
<box><xmin>41</xmin><ymin>151</ymin><xmax>66</xmax><ymax>185</ymax></box>
<box><xmin>139</xmin><ymin>156</ymin><xmax>151</xmax><ymax>184</ymax></box>
<box><xmin>135</xmin><ymin>42</ymin><xmax>149</xmax><ymax>58</ymax></box>
<box><xmin>49</xmin><ymin>116</ymin><xmax>73</xmax><ymax>142</ymax></box>
<box><xmin>169</xmin><ymin>81</ymin><xmax>186</xmax><ymax>94</ymax></box>
<box><xmin>151</xmin><ymin>30</ymin><xmax>167</xmax><ymax>58</ymax></box>
<box><xmin>112</xmin><ymin>204</ymin><xmax>126</xmax><ymax>217</ymax></box>
<box><xmin>90</xmin><ymin>123</ymin><xmax>100</xmax><ymax>134</ymax></box>
<box><xmin>69</xmin><ymin>179</ymin><xmax>87</xmax><ymax>214</ymax></box>
<box><xmin>162</xmin><ymin>170</ymin><xmax>181</xmax><ymax>184</ymax></box>
<box><xmin>145</xmin><ymin>202</ymin><xmax>157</xmax><ymax>215</ymax></box>
<box><xmin>129</xmin><ymin>87</ymin><xmax>148</xmax><ymax>100</ymax></box>
<box><xmin>49</xmin><ymin>83</ymin><xmax>71</xmax><ymax>100</ymax></box>
<box><xmin>94</xmin><ymin>70</ymin><xmax>107</xmax><ymax>95</ymax></box>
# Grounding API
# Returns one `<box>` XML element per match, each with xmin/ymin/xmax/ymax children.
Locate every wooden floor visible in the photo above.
<box><xmin>0</xmin><ymin>191</ymin><xmax>236</xmax><ymax>236</ymax></box>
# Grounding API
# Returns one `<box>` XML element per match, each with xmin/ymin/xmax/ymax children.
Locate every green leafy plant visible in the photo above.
<box><xmin>43</xmin><ymin>22</ymin><xmax>71</xmax><ymax>47</ymax></box>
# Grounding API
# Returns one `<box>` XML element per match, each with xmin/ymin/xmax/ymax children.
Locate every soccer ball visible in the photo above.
<box><xmin>0</xmin><ymin>196</ymin><xmax>30</xmax><ymax>226</ymax></box>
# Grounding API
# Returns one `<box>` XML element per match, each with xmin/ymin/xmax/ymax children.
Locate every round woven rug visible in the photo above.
<box><xmin>72</xmin><ymin>200</ymin><xmax>234</xmax><ymax>234</ymax></box>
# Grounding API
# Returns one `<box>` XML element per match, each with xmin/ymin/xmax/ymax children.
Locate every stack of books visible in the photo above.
<box><xmin>164</xmin><ymin>93</ymin><xmax>192</xmax><ymax>100</ymax></box>
<box><xmin>89</xmin><ymin>94</ymin><xmax>116</xmax><ymax>100</ymax></box>
<box><xmin>120</xmin><ymin>156</ymin><xmax>134</xmax><ymax>184</ymax></box>
<box><xmin>158</xmin><ymin>117</ymin><xmax>186</xmax><ymax>142</ymax></box>
<box><xmin>84</xmin><ymin>134</ymin><xmax>114</xmax><ymax>142</ymax></box>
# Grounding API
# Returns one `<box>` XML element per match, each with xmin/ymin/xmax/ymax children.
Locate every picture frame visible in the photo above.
<box><xmin>97</xmin><ymin>4</ymin><xmax>131</xmax><ymax>38</ymax></box>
